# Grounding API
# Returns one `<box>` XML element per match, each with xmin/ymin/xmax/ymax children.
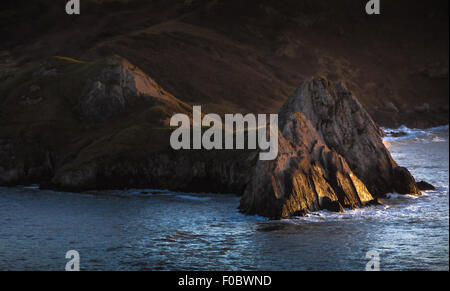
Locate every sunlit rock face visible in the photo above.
<box><xmin>239</xmin><ymin>112</ymin><xmax>375</xmax><ymax>219</ymax></box>
<box><xmin>278</xmin><ymin>78</ymin><xmax>420</xmax><ymax>197</ymax></box>
<box><xmin>239</xmin><ymin>77</ymin><xmax>419</xmax><ymax>219</ymax></box>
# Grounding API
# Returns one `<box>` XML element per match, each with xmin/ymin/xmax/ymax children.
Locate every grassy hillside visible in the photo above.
<box><xmin>1</xmin><ymin>0</ymin><xmax>448</xmax><ymax>128</ymax></box>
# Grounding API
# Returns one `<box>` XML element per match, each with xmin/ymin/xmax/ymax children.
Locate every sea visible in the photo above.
<box><xmin>0</xmin><ymin>126</ymin><xmax>448</xmax><ymax>270</ymax></box>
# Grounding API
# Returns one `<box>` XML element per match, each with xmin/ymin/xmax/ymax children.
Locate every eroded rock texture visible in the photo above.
<box><xmin>239</xmin><ymin>78</ymin><xmax>420</xmax><ymax>218</ymax></box>
<box><xmin>280</xmin><ymin>78</ymin><xmax>420</xmax><ymax>196</ymax></box>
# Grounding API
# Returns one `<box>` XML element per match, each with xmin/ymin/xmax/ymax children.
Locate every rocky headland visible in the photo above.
<box><xmin>0</xmin><ymin>54</ymin><xmax>422</xmax><ymax>218</ymax></box>
<box><xmin>1</xmin><ymin>0</ymin><xmax>446</xmax><ymax>219</ymax></box>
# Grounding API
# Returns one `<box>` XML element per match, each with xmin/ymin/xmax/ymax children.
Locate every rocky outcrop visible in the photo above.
<box><xmin>239</xmin><ymin>77</ymin><xmax>420</xmax><ymax>218</ymax></box>
<box><xmin>392</xmin><ymin>167</ymin><xmax>420</xmax><ymax>195</ymax></box>
<box><xmin>76</xmin><ymin>55</ymin><xmax>185</xmax><ymax>123</ymax></box>
<box><xmin>278</xmin><ymin>78</ymin><xmax>419</xmax><ymax>197</ymax></box>
<box><xmin>0</xmin><ymin>55</ymin><xmax>189</xmax><ymax>188</ymax></box>
<box><xmin>416</xmin><ymin>181</ymin><xmax>436</xmax><ymax>191</ymax></box>
<box><xmin>239</xmin><ymin>112</ymin><xmax>375</xmax><ymax>218</ymax></box>
<box><xmin>0</xmin><ymin>54</ymin><xmax>421</xmax><ymax>220</ymax></box>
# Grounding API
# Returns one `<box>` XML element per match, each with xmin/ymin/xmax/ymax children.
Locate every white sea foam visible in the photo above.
<box><xmin>281</xmin><ymin>188</ymin><xmax>447</xmax><ymax>224</ymax></box>
<box><xmin>282</xmin><ymin>206</ymin><xmax>388</xmax><ymax>223</ymax></box>
<box><xmin>382</xmin><ymin>125</ymin><xmax>449</xmax><ymax>142</ymax></box>
<box><xmin>384</xmin><ymin>192</ymin><xmax>421</xmax><ymax>199</ymax></box>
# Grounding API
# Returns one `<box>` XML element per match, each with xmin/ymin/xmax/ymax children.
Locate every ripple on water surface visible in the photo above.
<box><xmin>0</xmin><ymin>127</ymin><xmax>448</xmax><ymax>270</ymax></box>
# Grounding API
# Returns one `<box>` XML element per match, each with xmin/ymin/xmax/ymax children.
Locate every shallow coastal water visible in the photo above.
<box><xmin>0</xmin><ymin>126</ymin><xmax>448</xmax><ymax>271</ymax></box>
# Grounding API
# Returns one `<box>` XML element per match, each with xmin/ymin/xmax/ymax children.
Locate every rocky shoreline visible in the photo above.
<box><xmin>0</xmin><ymin>55</ymin><xmax>426</xmax><ymax>218</ymax></box>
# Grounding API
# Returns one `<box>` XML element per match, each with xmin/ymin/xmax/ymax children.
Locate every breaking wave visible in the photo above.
<box><xmin>382</xmin><ymin>125</ymin><xmax>449</xmax><ymax>142</ymax></box>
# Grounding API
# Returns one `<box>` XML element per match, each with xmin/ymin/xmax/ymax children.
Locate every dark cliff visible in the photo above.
<box><xmin>0</xmin><ymin>0</ymin><xmax>443</xmax><ymax>218</ymax></box>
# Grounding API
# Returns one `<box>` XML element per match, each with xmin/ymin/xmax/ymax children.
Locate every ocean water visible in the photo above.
<box><xmin>0</xmin><ymin>126</ymin><xmax>448</xmax><ymax>271</ymax></box>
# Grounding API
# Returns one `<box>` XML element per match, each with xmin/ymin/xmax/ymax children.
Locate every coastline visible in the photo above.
<box><xmin>0</xmin><ymin>77</ymin><xmax>433</xmax><ymax>219</ymax></box>
<box><xmin>0</xmin><ymin>0</ymin><xmax>448</xmax><ymax>273</ymax></box>
<box><xmin>0</xmin><ymin>124</ymin><xmax>447</xmax><ymax>270</ymax></box>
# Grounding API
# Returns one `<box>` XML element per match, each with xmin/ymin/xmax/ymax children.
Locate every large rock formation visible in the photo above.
<box><xmin>239</xmin><ymin>78</ymin><xmax>420</xmax><ymax>218</ymax></box>
<box><xmin>76</xmin><ymin>55</ymin><xmax>187</xmax><ymax>123</ymax></box>
<box><xmin>0</xmin><ymin>54</ymin><xmax>421</xmax><ymax>220</ymax></box>
<box><xmin>239</xmin><ymin>112</ymin><xmax>375</xmax><ymax>218</ymax></box>
<box><xmin>278</xmin><ymin>78</ymin><xmax>420</xmax><ymax>197</ymax></box>
<box><xmin>0</xmin><ymin>55</ymin><xmax>255</xmax><ymax>193</ymax></box>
